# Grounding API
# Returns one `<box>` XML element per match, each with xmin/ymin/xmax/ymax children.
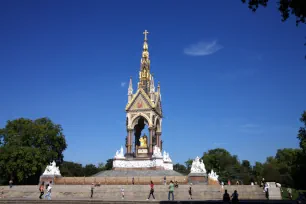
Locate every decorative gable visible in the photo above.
<box><xmin>126</xmin><ymin>89</ymin><xmax>154</xmax><ymax>111</ymax></box>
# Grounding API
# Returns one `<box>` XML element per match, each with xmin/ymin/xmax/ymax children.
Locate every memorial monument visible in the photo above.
<box><xmin>188</xmin><ymin>156</ymin><xmax>208</xmax><ymax>184</ymax></box>
<box><xmin>112</xmin><ymin>30</ymin><xmax>173</xmax><ymax>170</ymax></box>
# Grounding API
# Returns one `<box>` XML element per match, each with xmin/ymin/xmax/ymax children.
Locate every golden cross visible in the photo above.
<box><xmin>143</xmin><ymin>30</ymin><xmax>149</xmax><ymax>41</ymax></box>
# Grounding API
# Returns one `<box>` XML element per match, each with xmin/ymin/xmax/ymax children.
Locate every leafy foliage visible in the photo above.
<box><xmin>173</xmin><ymin>163</ymin><xmax>188</xmax><ymax>175</ymax></box>
<box><xmin>60</xmin><ymin>160</ymin><xmax>111</xmax><ymax>177</ymax></box>
<box><xmin>242</xmin><ymin>0</ymin><xmax>306</xmax><ymax>25</ymax></box>
<box><xmin>0</xmin><ymin>118</ymin><xmax>67</xmax><ymax>184</ymax></box>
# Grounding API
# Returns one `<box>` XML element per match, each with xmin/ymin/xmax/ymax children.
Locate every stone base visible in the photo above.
<box><xmin>188</xmin><ymin>173</ymin><xmax>207</xmax><ymax>185</ymax></box>
<box><xmin>40</xmin><ymin>175</ymin><xmax>62</xmax><ymax>184</ymax></box>
<box><xmin>208</xmin><ymin>178</ymin><xmax>219</xmax><ymax>185</ymax></box>
<box><xmin>113</xmin><ymin>157</ymin><xmax>173</xmax><ymax>170</ymax></box>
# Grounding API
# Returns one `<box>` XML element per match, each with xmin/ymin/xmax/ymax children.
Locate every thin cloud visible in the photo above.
<box><xmin>184</xmin><ymin>40</ymin><xmax>223</xmax><ymax>56</ymax></box>
<box><xmin>120</xmin><ymin>82</ymin><xmax>126</xmax><ymax>87</ymax></box>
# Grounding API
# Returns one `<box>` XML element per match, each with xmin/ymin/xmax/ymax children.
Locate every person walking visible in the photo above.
<box><xmin>9</xmin><ymin>180</ymin><xmax>13</xmax><ymax>188</ymax></box>
<box><xmin>90</xmin><ymin>183</ymin><xmax>94</xmax><ymax>198</ymax></box>
<box><xmin>163</xmin><ymin>176</ymin><xmax>167</xmax><ymax>186</ymax></box>
<box><xmin>132</xmin><ymin>177</ymin><xmax>134</xmax><ymax>185</ymax></box>
<box><xmin>168</xmin><ymin>180</ymin><xmax>174</xmax><ymax>201</ymax></box>
<box><xmin>121</xmin><ymin>187</ymin><xmax>125</xmax><ymax>200</ymax></box>
<box><xmin>146</xmin><ymin>181</ymin><xmax>155</xmax><ymax>200</ymax></box>
<box><xmin>223</xmin><ymin>189</ymin><xmax>230</xmax><ymax>204</ymax></box>
<box><xmin>231</xmin><ymin>190</ymin><xmax>239</xmax><ymax>204</ymax></box>
<box><xmin>188</xmin><ymin>183</ymin><xmax>193</xmax><ymax>200</ymax></box>
<box><xmin>287</xmin><ymin>187</ymin><xmax>292</xmax><ymax>200</ymax></box>
<box><xmin>44</xmin><ymin>184</ymin><xmax>52</xmax><ymax>200</ymax></box>
<box><xmin>220</xmin><ymin>181</ymin><xmax>224</xmax><ymax>192</ymax></box>
<box><xmin>39</xmin><ymin>182</ymin><xmax>45</xmax><ymax>199</ymax></box>
<box><xmin>264</xmin><ymin>185</ymin><xmax>269</xmax><ymax>200</ymax></box>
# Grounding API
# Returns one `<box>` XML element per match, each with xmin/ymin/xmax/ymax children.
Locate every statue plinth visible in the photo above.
<box><xmin>188</xmin><ymin>172</ymin><xmax>207</xmax><ymax>184</ymax></box>
<box><xmin>136</xmin><ymin>146</ymin><xmax>149</xmax><ymax>158</ymax></box>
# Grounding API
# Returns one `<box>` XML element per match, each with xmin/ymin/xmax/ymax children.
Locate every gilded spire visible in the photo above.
<box><xmin>139</xmin><ymin>30</ymin><xmax>151</xmax><ymax>94</ymax></box>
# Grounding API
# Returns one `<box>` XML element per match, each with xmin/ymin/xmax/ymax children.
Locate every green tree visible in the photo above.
<box><xmin>0</xmin><ymin>118</ymin><xmax>67</xmax><ymax>184</ymax></box>
<box><xmin>104</xmin><ymin>159</ymin><xmax>113</xmax><ymax>170</ymax></box>
<box><xmin>60</xmin><ymin>161</ymin><xmax>84</xmax><ymax>177</ymax></box>
<box><xmin>242</xmin><ymin>0</ymin><xmax>306</xmax><ymax>59</ymax></box>
<box><xmin>173</xmin><ymin>163</ymin><xmax>188</xmax><ymax>175</ymax></box>
<box><xmin>84</xmin><ymin>164</ymin><xmax>99</xmax><ymax>176</ymax></box>
<box><xmin>295</xmin><ymin>111</ymin><xmax>306</xmax><ymax>188</ymax></box>
<box><xmin>252</xmin><ymin>161</ymin><xmax>264</xmax><ymax>183</ymax></box>
<box><xmin>242</xmin><ymin>0</ymin><xmax>306</xmax><ymax>25</ymax></box>
<box><xmin>184</xmin><ymin>159</ymin><xmax>193</xmax><ymax>171</ymax></box>
<box><xmin>202</xmin><ymin>148</ymin><xmax>240</xmax><ymax>182</ymax></box>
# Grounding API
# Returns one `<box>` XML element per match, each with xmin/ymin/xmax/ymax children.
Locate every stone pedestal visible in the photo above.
<box><xmin>40</xmin><ymin>175</ymin><xmax>62</xmax><ymax>184</ymax></box>
<box><xmin>208</xmin><ymin>178</ymin><xmax>219</xmax><ymax>185</ymax></box>
<box><xmin>188</xmin><ymin>173</ymin><xmax>207</xmax><ymax>184</ymax></box>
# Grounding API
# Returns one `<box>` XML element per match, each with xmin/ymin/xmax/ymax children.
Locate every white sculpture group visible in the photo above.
<box><xmin>113</xmin><ymin>145</ymin><xmax>173</xmax><ymax>170</ymax></box>
<box><xmin>152</xmin><ymin>145</ymin><xmax>162</xmax><ymax>158</ymax></box>
<box><xmin>114</xmin><ymin>146</ymin><xmax>125</xmax><ymax>159</ymax></box>
<box><xmin>42</xmin><ymin>161</ymin><xmax>61</xmax><ymax>176</ymax></box>
<box><xmin>190</xmin><ymin>156</ymin><xmax>206</xmax><ymax>174</ymax></box>
<box><xmin>163</xmin><ymin>150</ymin><xmax>172</xmax><ymax>162</ymax></box>
<box><xmin>208</xmin><ymin>169</ymin><xmax>219</xmax><ymax>181</ymax></box>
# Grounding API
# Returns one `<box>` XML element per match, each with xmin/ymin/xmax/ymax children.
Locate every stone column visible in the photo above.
<box><xmin>156</xmin><ymin>132</ymin><xmax>161</xmax><ymax>148</ymax></box>
<box><xmin>127</xmin><ymin>129</ymin><xmax>133</xmax><ymax>154</ymax></box>
<box><xmin>149</xmin><ymin>127</ymin><xmax>154</xmax><ymax>154</ymax></box>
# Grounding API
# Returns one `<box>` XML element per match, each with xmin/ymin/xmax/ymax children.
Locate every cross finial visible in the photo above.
<box><xmin>143</xmin><ymin>30</ymin><xmax>149</xmax><ymax>41</ymax></box>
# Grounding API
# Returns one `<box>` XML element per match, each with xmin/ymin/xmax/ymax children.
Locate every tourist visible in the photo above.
<box><xmin>296</xmin><ymin>192</ymin><xmax>306</xmax><ymax>204</ymax></box>
<box><xmin>132</xmin><ymin>177</ymin><xmax>134</xmax><ymax>185</ymax></box>
<box><xmin>220</xmin><ymin>181</ymin><xmax>224</xmax><ymax>192</ymax></box>
<box><xmin>236</xmin><ymin>180</ymin><xmax>239</xmax><ymax>185</ymax></box>
<box><xmin>188</xmin><ymin>183</ymin><xmax>193</xmax><ymax>200</ymax></box>
<box><xmin>44</xmin><ymin>184</ymin><xmax>52</xmax><ymax>200</ymax></box>
<box><xmin>264</xmin><ymin>185</ymin><xmax>269</xmax><ymax>200</ymax></box>
<box><xmin>223</xmin><ymin>189</ymin><xmax>230</xmax><ymax>203</ymax></box>
<box><xmin>0</xmin><ymin>187</ymin><xmax>4</xmax><ymax>199</ymax></box>
<box><xmin>39</xmin><ymin>181</ymin><xmax>45</xmax><ymax>199</ymax></box>
<box><xmin>174</xmin><ymin>181</ymin><xmax>179</xmax><ymax>188</ymax></box>
<box><xmin>147</xmin><ymin>181</ymin><xmax>155</xmax><ymax>200</ymax></box>
<box><xmin>163</xmin><ymin>176</ymin><xmax>166</xmax><ymax>185</ymax></box>
<box><xmin>231</xmin><ymin>190</ymin><xmax>239</xmax><ymax>204</ymax></box>
<box><xmin>168</xmin><ymin>180</ymin><xmax>174</xmax><ymax>201</ymax></box>
<box><xmin>91</xmin><ymin>183</ymin><xmax>94</xmax><ymax>198</ymax></box>
<box><xmin>287</xmin><ymin>187</ymin><xmax>292</xmax><ymax>200</ymax></box>
<box><xmin>228</xmin><ymin>180</ymin><xmax>231</xmax><ymax>186</ymax></box>
<box><xmin>121</xmin><ymin>187</ymin><xmax>125</xmax><ymax>200</ymax></box>
<box><xmin>9</xmin><ymin>180</ymin><xmax>13</xmax><ymax>188</ymax></box>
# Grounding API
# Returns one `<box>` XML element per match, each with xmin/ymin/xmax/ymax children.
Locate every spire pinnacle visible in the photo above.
<box><xmin>143</xmin><ymin>30</ymin><xmax>149</xmax><ymax>41</ymax></box>
<box><xmin>128</xmin><ymin>77</ymin><xmax>133</xmax><ymax>96</ymax></box>
<box><xmin>139</xmin><ymin>30</ymin><xmax>151</xmax><ymax>93</ymax></box>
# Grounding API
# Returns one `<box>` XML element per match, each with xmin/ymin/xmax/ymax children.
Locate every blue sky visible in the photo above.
<box><xmin>0</xmin><ymin>0</ymin><xmax>305</xmax><ymax>166</ymax></box>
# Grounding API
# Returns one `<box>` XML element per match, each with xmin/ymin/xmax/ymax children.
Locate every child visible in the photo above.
<box><xmin>121</xmin><ymin>187</ymin><xmax>125</xmax><ymax>200</ymax></box>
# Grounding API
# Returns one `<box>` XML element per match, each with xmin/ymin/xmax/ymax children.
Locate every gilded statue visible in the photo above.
<box><xmin>139</xmin><ymin>136</ymin><xmax>147</xmax><ymax>148</ymax></box>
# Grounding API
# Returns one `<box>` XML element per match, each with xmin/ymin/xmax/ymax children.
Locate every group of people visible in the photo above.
<box><xmin>38</xmin><ymin>181</ymin><xmax>52</xmax><ymax>200</ymax></box>
<box><xmin>222</xmin><ymin>190</ymin><xmax>239</xmax><ymax>204</ymax></box>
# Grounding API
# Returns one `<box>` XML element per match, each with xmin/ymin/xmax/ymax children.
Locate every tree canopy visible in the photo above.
<box><xmin>242</xmin><ymin>0</ymin><xmax>306</xmax><ymax>25</ymax></box>
<box><xmin>0</xmin><ymin>118</ymin><xmax>67</xmax><ymax>184</ymax></box>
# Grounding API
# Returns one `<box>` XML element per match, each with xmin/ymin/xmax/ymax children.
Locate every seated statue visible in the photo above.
<box><xmin>139</xmin><ymin>135</ymin><xmax>147</xmax><ymax>148</ymax></box>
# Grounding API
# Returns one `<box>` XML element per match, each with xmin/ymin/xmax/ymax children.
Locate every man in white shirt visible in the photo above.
<box><xmin>44</xmin><ymin>184</ymin><xmax>52</xmax><ymax>200</ymax></box>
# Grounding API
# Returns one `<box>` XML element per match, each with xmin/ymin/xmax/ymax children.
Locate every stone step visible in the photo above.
<box><xmin>0</xmin><ymin>185</ymin><xmax>266</xmax><ymax>200</ymax></box>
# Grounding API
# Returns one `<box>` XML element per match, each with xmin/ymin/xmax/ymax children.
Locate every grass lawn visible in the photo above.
<box><xmin>281</xmin><ymin>187</ymin><xmax>306</xmax><ymax>200</ymax></box>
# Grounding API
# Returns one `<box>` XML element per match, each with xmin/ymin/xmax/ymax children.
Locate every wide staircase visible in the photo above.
<box><xmin>1</xmin><ymin>185</ymin><xmax>266</xmax><ymax>201</ymax></box>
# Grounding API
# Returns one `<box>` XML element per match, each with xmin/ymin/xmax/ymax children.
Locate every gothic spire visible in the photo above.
<box><xmin>128</xmin><ymin>77</ymin><xmax>133</xmax><ymax>102</ymax></box>
<box><xmin>139</xmin><ymin>30</ymin><xmax>151</xmax><ymax>94</ymax></box>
